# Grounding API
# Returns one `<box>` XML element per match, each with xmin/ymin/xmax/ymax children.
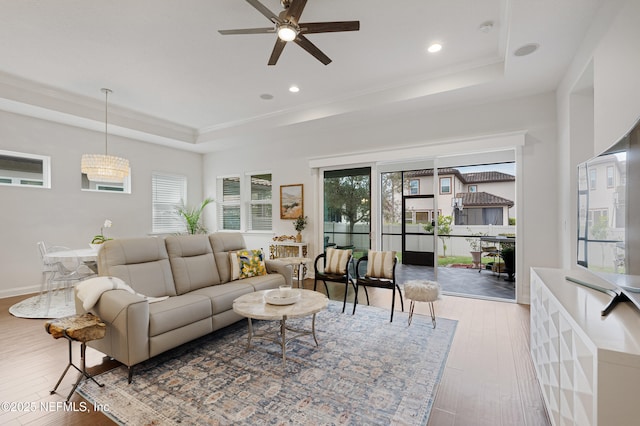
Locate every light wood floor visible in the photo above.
<box><xmin>0</xmin><ymin>282</ymin><xmax>550</xmax><ymax>425</ymax></box>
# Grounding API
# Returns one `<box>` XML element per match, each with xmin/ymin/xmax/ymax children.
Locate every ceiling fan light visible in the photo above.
<box><xmin>277</xmin><ymin>23</ymin><xmax>297</xmax><ymax>41</ymax></box>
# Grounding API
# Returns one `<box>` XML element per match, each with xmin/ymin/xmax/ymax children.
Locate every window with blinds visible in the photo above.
<box><xmin>217</xmin><ymin>176</ymin><xmax>241</xmax><ymax>230</ymax></box>
<box><xmin>152</xmin><ymin>172</ymin><xmax>187</xmax><ymax>233</ymax></box>
<box><xmin>216</xmin><ymin>173</ymin><xmax>273</xmax><ymax>232</ymax></box>
<box><xmin>248</xmin><ymin>173</ymin><xmax>272</xmax><ymax>231</ymax></box>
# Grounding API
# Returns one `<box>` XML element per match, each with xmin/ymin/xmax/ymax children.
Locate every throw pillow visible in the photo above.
<box><xmin>325</xmin><ymin>248</ymin><xmax>352</xmax><ymax>274</ymax></box>
<box><xmin>366</xmin><ymin>250</ymin><xmax>396</xmax><ymax>279</ymax></box>
<box><xmin>236</xmin><ymin>249</ymin><xmax>267</xmax><ymax>279</ymax></box>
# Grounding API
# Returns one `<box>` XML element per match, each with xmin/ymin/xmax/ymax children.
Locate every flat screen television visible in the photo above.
<box><xmin>576</xmin><ymin>116</ymin><xmax>640</xmax><ymax>312</ymax></box>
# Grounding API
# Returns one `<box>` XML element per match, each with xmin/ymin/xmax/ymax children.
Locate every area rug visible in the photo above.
<box><xmin>9</xmin><ymin>291</ymin><xmax>75</xmax><ymax>319</ymax></box>
<box><xmin>77</xmin><ymin>301</ymin><xmax>457</xmax><ymax>425</ymax></box>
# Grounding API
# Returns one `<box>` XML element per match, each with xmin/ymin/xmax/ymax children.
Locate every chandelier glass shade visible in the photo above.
<box><xmin>81</xmin><ymin>154</ymin><xmax>130</xmax><ymax>183</ymax></box>
<box><xmin>81</xmin><ymin>88</ymin><xmax>130</xmax><ymax>183</ymax></box>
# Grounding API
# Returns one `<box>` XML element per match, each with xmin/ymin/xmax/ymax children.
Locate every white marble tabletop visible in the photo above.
<box><xmin>233</xmin><ymin>289</ymin><xmax>328</xmax><ymax>321</ymax></box>
<box><xmin>44</xmin><ymin>247</ymin><xmax>99</xmax><ymax>261</ymax></box>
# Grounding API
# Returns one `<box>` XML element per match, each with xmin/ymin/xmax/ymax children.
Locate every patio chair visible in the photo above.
<box><xmin>313</xmin><ymin>248</ymin><xmax>355</xmax><ymax>313</ymax></box>
<box><xmin>352</xmin><ymin>251</ymin><xmax>404</xmax><ymax>322</ymax></box>
<box><xmin>478</xmin><ymin>243</ymin><xmax>502</xmax><ymax>277</ymax></box>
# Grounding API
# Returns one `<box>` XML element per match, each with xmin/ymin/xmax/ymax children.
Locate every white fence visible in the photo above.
<box><xmin>325</xmin><ymin>222</ymin><xmax>516</xmax><ymax>257</ymax></box>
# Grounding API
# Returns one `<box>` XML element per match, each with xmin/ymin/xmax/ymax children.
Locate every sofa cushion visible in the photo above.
<box><xmin>240</xmin><ymin>273</ymin><xmax>285</xmax><ymax>292</ymax></box>
<box><xmin>166</xmin><ymin>235</ymin><xmax>222</xmax><ymax>295</ymax></box>
<box><xmin>148</xmin><ymin>294</ymin><xmax>212</xmax><ymax>337</ymax></box>
<box><xmin>209</xmin><ymin>233</ymin><xmax>247</xmax><ymax>283</ymax></box>
<box><xmin>99</xmin><ymin>238</ymin><xmax>177</xmax><ymax>297</ymax></box>
<box><xmin>191</xmin><ymin>282</ymin><xmax>254</xmax><ymax>315</ymax></box>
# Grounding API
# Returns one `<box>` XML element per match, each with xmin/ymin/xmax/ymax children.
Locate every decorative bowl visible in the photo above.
<box><xmin>264</xmin><ymin>289</ymin><xmax>301</xmax><ymax>305</ymax></box>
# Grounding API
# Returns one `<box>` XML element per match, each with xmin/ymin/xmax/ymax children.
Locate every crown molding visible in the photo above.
<box><xmin>0</xmin><ymin>71</ymin><xmax>198</xmax><ymax>149</ymax></box>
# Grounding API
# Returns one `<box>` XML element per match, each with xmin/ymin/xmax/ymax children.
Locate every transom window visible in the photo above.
<box><xmin>0</xmin><ymin>150</ymin><xmax>50</xmax><ymax>188</ymax></box>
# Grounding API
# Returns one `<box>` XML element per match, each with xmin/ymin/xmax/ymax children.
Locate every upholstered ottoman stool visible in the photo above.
<box><xmin>404</xmin><ymin>280</ymin><xmax>441</xmax><ymax>328</ymax></box>
<box><xmin>45</xmin><ymin>312</ymin><xmax>106</xmax><ymax>401</ymax></box>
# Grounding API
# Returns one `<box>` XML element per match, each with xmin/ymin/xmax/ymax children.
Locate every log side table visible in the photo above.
<box><xmin>44</xmin><ymin>312</ymin><xmax>106</xmax><ymax>401</ymax></box>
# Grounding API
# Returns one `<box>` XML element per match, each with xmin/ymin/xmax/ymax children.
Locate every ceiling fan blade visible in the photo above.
<box><xmin>300</xmin><ymin>21</ymin><xmax>360</xmax><ymax>34</ymax></box>
<box><xmin>218</xmin><ymin>27</ymin><xmax>275</xmax><ymax>35</ymax></box>
<box><xmin>294</xmin><ymin>34</ymin><xmax>331</xmax><ymax>65</ymax></box>
<box><xmin>284</xmin><ymin>0</ymin><xmax>307</xmax><ymax>23</ymax></box>
<box><xmin>245</xmin><ymin>0</ymin><xmax>281</xmax><ymax>23</ymax></box>
<box><xmin>268</xmin><ymin>38</ymin><xmax>287</xmax><ymax>66</ymax></box>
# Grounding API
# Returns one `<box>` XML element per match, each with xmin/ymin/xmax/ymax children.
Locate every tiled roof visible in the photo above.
<box><xmin>404</xmin><ymin>169</ymin><xmax>515</xmax><ymax>184</ymax></box>
<box><xmin>461</xmin><ymin>171</ymin><xmax>515</xmax><ymax>183</ymax></box>
<box><xmin>460</xmin><ymin>191</ymin><xmax>514</xmax><ymax>207</ymax></box>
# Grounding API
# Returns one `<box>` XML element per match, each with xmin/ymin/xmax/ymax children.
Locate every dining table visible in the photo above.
<box><xmin>44</xmin><ymin>247</ymin><xmax>100</xmax><ymax>273</ymax></box>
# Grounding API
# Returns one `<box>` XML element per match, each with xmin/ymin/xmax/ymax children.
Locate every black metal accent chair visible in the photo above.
<box><xmin>352</xmin><ymin>252</ymin><xmax>404</xmax><ymax>322</ymax></box>
<box><xmin>313</xmin><ymin>249</ymin><xmax>356</xmax><ymax>313</ymax></box>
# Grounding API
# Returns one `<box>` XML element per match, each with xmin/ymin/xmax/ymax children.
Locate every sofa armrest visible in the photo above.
<box><xmin>265</xmin><ymin>260</ymin><xmax>292</xmax><ymax>287</ymax></box>
<box><xmin>77</xmin><ymin>289</ymin><xmax>150</xmax><ymax>367</ymax></box>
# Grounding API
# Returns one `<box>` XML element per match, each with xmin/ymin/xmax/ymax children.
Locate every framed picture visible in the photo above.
<box><xmin>280</xmin><ymin>184</ymin><xmax>303</xmax><ymax>219</ymax></box>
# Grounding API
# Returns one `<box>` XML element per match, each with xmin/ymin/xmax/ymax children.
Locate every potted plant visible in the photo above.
<box><xmin>90</xmin><ymin>219</ymin><xmax>113</xmax><ymax>249</ymax></box>
<box><xmin>176</xmin><ymin>197</ymin><xmax>214</xmax><ymax>234</ymax></box>
<box><xmin>465</xmin><ymin>229</ymin><xmax>485</xmax><ymax>269</ymax></box>
<box><xmin>293</xmin><ymin>215</ymin><xmax>308</xmax><ymax>242</ymax></box>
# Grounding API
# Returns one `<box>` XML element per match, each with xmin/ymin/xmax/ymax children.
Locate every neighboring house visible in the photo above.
<box><xmin>579</xmin><ymin>152</ymin><xmax>626</xmax><ymax>233</ymax></box>
<box><xmin>405</xmin><ymin>168</ymin><xmax>515</xmax><ymax>226</ymax></box>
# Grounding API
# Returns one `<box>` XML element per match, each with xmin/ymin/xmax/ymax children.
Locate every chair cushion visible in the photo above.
<box><xmin>366</xmin><ymin>250</ymin><xmax>396</xmax><ymax>279</ymax></box>
<box><xmin>325</xmin><ymin>248</ymin><xmax>352</xmax><ymax>274</ymax></box>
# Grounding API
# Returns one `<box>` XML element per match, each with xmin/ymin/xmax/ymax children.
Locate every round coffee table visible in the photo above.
<box><xmin>232</xmin><ymin>289</ymin><xmax>328</xmax><ymax>366</ymax></box>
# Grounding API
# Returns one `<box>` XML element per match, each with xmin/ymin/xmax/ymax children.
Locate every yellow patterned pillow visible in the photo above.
<box><xmin>366</xmin><ymin>250</ymin><xmax>396</xmax><ymax>279</ymax></box>
<box><xmin>325</xmin><ymin>248</ymin><xmax>352</xmax><ymax>275</ymax></box>
<box><xmin>236</xmin><ymin>249</ymin><xmax>267</xmax><ymax>279</ymax></box>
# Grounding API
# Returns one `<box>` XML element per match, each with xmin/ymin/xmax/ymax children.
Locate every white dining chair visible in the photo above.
<box><xmin>38</xmin><ymin>243</ymin><xmax>96</xmax><ymax>312</ymax></box>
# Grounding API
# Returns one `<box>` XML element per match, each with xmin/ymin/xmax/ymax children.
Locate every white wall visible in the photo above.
<box><xmin>204</xmin><ymin>92</ymin><xmax>559</xmax><ymax>304</ymax></box>
<box><xmin>0</xmin><ymin>110</ymin><xmax>203</xmax><ymax>297</ymax></box>
<box><xmin>558</xmin><ymin>0</ymin><xmax>639</xmax><ymax>270</ymax></box>
<box><xmin>593</xmin><ymin>0</ymin><xmax>640</xmax><ymax>153</ymax></box>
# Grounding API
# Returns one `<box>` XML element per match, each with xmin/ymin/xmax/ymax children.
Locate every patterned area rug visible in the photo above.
<box><xmin>78</xmin><ymin>301</ymin><xmax>457</xmax><ymax>425</ymax></box>
<box><xmin>9</xmin><ymin>291</ymin><xmax>76</xmax><ymax>319</ymax></box>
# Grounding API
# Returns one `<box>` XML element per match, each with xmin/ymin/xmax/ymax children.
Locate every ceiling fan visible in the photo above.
<box><xmin>218</xmin><ymin>0</ymin><xmax>360</xmax><ymax>66</ymax></box>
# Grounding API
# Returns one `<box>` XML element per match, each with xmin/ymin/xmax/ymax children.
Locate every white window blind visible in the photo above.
<box><xmin>248</xmin><ymin>173</ymin><xmax>272</xmax><ymax>231</ymax></box>
<box><xmin>217</xmin><ymin>176</ymin><xmax>241</xmax><ymax>230</ymax></box>
<box><xmin>152</xmin><ymin>172</ymin><xmax>187</xmax><ymax>233</ymax></box>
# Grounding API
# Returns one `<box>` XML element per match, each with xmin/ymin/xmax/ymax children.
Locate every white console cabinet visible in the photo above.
<box><xmin>530</xmin><ymin>268</ymin><xmax>640</xmax><ymax>425</ymax></box>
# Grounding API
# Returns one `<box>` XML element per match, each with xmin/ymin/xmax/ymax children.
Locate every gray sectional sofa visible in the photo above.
<box><xmin>75</xmin><ymin>232</ymin><xmax>290</xmax><ymax>382</ymax></box>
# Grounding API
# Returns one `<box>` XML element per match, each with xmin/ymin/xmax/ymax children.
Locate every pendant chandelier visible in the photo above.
<box><xmin>81</xmin><ymin>88</ymin><xmax>130</xmax><ymax>183</ymax></box>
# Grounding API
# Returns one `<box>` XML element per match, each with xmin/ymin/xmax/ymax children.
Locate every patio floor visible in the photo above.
<box><xmin>395</xmin><ymin>263</ymin><xmax>516</xmax><ymax>301</ymax></box>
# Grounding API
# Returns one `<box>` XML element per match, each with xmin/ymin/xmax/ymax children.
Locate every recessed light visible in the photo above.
<box><xmin>427</xmin><ymin>43</ymin><xmax>442</xmax><ymax>53</ymax></box>
<box><xmin>289</xmin><ymin>85</ymin><xmax>300</xmax><ymax>93</ymax></box>
<box><xmin>259</xmin><ymin>93</ymin><xmax>274</xmax><ymax>100</ymax></box>
<box><xmin>514</xmin><ymin>43</ymin><xmax>539</xmax><ymax>57</ymax></box>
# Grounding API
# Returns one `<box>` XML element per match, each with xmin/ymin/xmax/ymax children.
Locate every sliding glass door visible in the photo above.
<box><xmin>323</xmin><ymin>167</ymin><xmax>371</xmax><ymax>257</ymax></box>
<box><xmin>402</xmin><ymin>195</ymin><xmax>436</xmax><ymax>266</ymax></box>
